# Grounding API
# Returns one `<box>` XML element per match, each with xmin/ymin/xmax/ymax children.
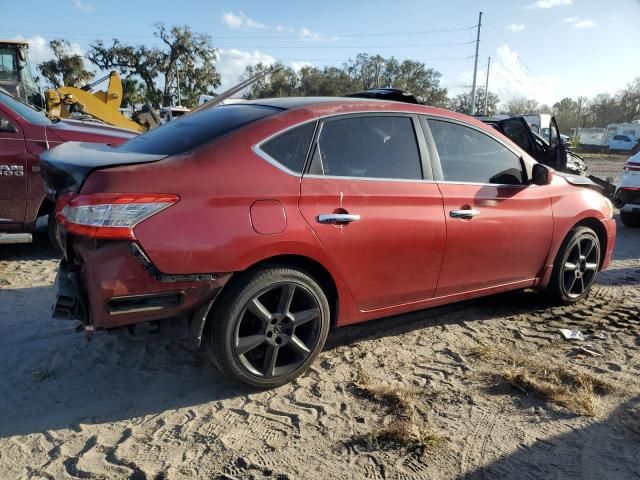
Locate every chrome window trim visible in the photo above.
<box><xmin>304</xmin><ymin>173</ymin><xmax>437</xmax><ymax>184</ymax></box>
<box><xmin>252</xmin><ymin>109</ymin><xmax>436</xmax><ymax>178</ymax></box>
<box><xmin>252</xmin><ymin>118</ymin><xmax>319</xmax><ymax>178</ymax></box>
<box><xmin>251</xmin><ymin>108</ymin><xmax>535</xmax><ymax>184</ymax></box>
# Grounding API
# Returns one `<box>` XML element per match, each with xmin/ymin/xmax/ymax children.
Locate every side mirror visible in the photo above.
<box><xmin>0</xmin><ymin>118</ymin><xmax>18</xmax><ymax>134</ymax></box>
<box><xmin>531</xmin><ymin>163</ymin><xmax>550</xmax><ymax>186</ymax></box>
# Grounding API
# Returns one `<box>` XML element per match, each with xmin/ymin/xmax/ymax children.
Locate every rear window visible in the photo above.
<box><xmin>118</xmin><ymin>104</ymin><xmax>282</xmax><ymax>155</ymax></box>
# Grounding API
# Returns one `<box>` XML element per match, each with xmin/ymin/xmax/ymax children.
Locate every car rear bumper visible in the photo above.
<box><xmin>54</xmin><ymin>236</ymin><xmax>231</xmax><ymax>330</ymax></box>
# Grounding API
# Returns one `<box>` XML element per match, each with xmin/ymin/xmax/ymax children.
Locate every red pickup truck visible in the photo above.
<box><xmin>0</xmin><ymin>89</ymin><xmax>135</xmax><ymax>246</ymax></box>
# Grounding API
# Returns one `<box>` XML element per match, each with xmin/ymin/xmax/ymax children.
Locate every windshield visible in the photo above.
<box><xmin>0</xmin><ymin>90</ymin><xmax>51</xmax><ymax>125</ymax></box>
<box><xmin>118</xmin><ymin>103</ymin><xmax>281</xmax><ymax>155</ymax></box>
<box><xmin>0</xmin><ymin>47</ymin><xmax>19</xmax><ymax>81</ymax></box>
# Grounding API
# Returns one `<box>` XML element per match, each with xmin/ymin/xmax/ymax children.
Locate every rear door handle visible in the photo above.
<box><xmin>450</xmin><ymin>209</ymin><xmax>480</xmax><ymax>219</ymax></box>
<box><xmin>317</xmin><ymin>213</ymin><xmax>361</xmax><ymax>224</ymax></box>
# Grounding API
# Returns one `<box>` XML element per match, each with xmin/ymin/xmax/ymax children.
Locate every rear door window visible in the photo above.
<box><xmin>428</xmin><ymin>119</ymin><xmax>525</xmax><ymax>185</ymax></box>
<box><xmin>260</xmin><ymin>121</ymin><xmax>316</xmax><ymax>174</ymax></box>
<box><xmin>118</xmin><ymin>104</ymin><xmax>282</xmax><ymax>156</ymax></box>
<box><xmin>309</xmin><ymin>115</ymin><xmax>422</xmax><ymax>180</ymax></box>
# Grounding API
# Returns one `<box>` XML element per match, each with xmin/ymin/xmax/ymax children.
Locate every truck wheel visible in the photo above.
<box><xmin>547</xmin><ymin>227</ymin><xmax>601</xmax><ymax>305</ymax></box>
<box><xmin>205</xmin><ymin>265</ymin><xmax>330</xmax><ymax>389</ymax></box>
<box><xmin>620</xmin><ymin>212</ymin><xmax>640</xmax><ymax>228</ymax></box>
<box><xmin>47</xmin><ymin>214</ymin><xmax>62</xmax><ymax>253</ymax></box>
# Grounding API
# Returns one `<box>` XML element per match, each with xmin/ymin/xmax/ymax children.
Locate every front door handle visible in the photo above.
<box><xmin>450</xmin><ymin>209</ymin><xmax>480</xmax><ymax>219</ymax></box>
<box><xmin>317</xmin><ymin>213</ymin><xmax>361</xmax><ymax>224</ymax></box>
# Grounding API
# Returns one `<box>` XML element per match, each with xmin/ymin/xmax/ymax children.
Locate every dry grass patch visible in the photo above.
<box><xmin>350</xmin><ymin>368</ymin><xmax>443</xmax><ymax>452</ymax></box>
<box><xmin>470</xmin><ymin>346</ymin><xmax>615</xmax><ymax>417</ymax></box>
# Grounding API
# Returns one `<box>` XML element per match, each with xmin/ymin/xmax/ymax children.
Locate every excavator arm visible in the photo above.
<box><xmin>45</xmin><ymin>71</ymin><xmax>146</xmax><ymax>132</ymax></box>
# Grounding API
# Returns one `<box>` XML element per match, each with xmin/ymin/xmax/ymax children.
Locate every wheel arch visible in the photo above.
<box><xmin>194</xmin><ymin>253</ymin><xmax>341</xmax><ymax>348</ymax></box>
<box><xmin>573</xmin><ymin>217</ymin><xmax>608</xmax><ymax>269</ymax></box>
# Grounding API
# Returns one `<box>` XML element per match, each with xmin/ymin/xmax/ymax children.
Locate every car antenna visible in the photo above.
<box><xmin>191</xmin><ymin>65</ymin><xmax>283</xmax><ymax>113</ymax></box>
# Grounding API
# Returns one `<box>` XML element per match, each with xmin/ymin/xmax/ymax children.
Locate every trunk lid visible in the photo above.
<box><xmin>40</xmin><ymin>141</ymin><xmax>166</xmax><ymax>199</ymax></box>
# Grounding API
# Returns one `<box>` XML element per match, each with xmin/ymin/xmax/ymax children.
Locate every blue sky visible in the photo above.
<box><xmin>2</xmin><ymin>0</ymin><xmax>639</xmax><ymax>106</ymax></box>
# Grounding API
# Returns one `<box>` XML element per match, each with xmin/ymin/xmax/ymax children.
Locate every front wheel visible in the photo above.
<box><xmin>547</xmin><ymin>226</ymin><xmax>601</xmax><ymax>304</ymax></box>
<box><xmin>205</xmin><ymin>266</ymin><xmax>330</xmax><ymax>388</ymax></box>
<box><xmin>620</xmin><ymin>211</ymin><xmax>640</xmax><ymax>228</ymax></box>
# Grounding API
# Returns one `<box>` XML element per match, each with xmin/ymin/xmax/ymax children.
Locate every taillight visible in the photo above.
<box><xmin>624</xmin><ymin>162</ymin><xmax>640</xmax><ymax>172</ymax></box>
<box><xmin>56</xmin><ymin>193</ymin><xmax>179</xmax><ymax>240</ymax></box>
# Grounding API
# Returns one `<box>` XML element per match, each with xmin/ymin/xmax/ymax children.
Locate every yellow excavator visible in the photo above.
<box><xmin>44</xmin><ymin>71</ymin><xmax>159</xmax><ymax>132</ymax></box>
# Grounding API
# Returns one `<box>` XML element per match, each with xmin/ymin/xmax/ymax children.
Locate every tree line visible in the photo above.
<box><xmin>36</xmin><ymin>24</ymin><xmax>640</xmax><ymax>128</ymax></box>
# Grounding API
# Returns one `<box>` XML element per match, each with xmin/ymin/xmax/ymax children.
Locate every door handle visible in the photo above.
<box><xmin>317</xmin><ymin>213</ymin><xmax>361</xmax><ymax>224</ymax></box>
<box><xmin>450</xmin><ymin>209</ymin><xmax>480</xmax><ymax>219</ymax></box>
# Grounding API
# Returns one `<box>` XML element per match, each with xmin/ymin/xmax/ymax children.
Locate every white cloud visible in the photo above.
<box><xmin>290</xmin><ymin>61</ymin><xmax>313</xmax><ymax>73</ymax></box>
<box><xmin>574</xmin><ymin>19</ymin><xmax>596</xmax><ymax>28</ymax></box>
<box><xmin>216</xmin><ymin>48</ymin><xmax>275</xmax><ymax>91</ymax></box>
<box><xmin>527</xmin><ymin>0</ymin><xmax>572</xmax><ymax>8</ymax></box>
<box><xmin>506</xmin><ymin>24</ymin><xmax>525</xmax><ymax>32</ymax></box>
<box><xmin>563</xmin><ymin>17</ymin><xmax>597</xmax><ymax>28</ymax></box>
<box><xmin>12</xmin><ymin>35</ymin><xmax>84</xmax><ymax>64</ymax></box>
<box><xmin>298</xmin><ymin>27</ymin><xmax>321</xmax><ymax>41</ymax></box>
<box><xmin>73</xmin><ymin>0</ymin><xmax>94</xmax><ymax>12</ymax></box>
<box><xmin>452</xmin><ymin>44</ymin><xmax>558</xmax><ymax>106</ymax></box>
<box><xmin>222</xmin><ymin>11</ymin><xmax>266</xmax><ymax>29</ymax></box>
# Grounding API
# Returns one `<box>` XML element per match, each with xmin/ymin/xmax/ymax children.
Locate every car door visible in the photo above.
<box><xmin>424</xmin><ymin>117</ymin><xmax>553</xmax><ymax>297</ymax></box>
<box><xmin>298</xmin><ymin>114</ymin><xmax>447</xmax><ymax>311</ymax></box>
<box><xmin>0</xmin><ymin>111</ymin><xmax>27</xmax><ymax>226</ymax></box>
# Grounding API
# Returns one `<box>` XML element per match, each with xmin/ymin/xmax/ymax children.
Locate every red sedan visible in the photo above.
<box><xmin>40</xmin><ymin>98</ymin><xmax>616</xmax><ymax>388</ymax></box>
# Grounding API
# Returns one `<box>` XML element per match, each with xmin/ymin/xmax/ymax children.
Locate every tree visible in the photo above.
<box><xmin>345</xmin><ymin>54</ymin><xmax>448</xmax><ymax>106</ymax></box>
<box><xmin>120</xmin><ymin>77</ymin><xmax>146</xmax><ymax>108</ymax></box>
<box><xmin>448</xmin><ymin>88</ymin><xmax>500</xmax><ymax>115</ymax></box>
<box><xmin>88</xmin><ymin>23</ymin><xmax>220</xmax><ymax>107</ymax></box>
<box><xmin>502</xmin><ymin>96</ymin><xmax>540</xmax><ymax>116</ymax></box>
<box><xmin>38</xmin><ymin>39</ymin><xmax>93</xmax><ymax>88</ymax></box>
<box><xmin>552</xmin><ymin>97</ymin><xmax>580</xmax><ymax>131</ymax></box>
<box><xmin>240</xmin><ymin>53</ymin><xmax>448</xmax><ymax>107</ymax></box>
<box><xmin>618</xmin><ymin>77</ymin><xmax>640</xmax><ymax>123</ymax></box>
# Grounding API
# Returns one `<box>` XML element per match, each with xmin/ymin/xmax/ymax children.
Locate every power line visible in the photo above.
<box><xmin>1</xmin><ymin>25</ymin><xmax>476</xmax><ymax>41</ymax></box>
<box><xmin>213</xmin><ymin>40</ymin><xmax>476</xmax><ymax>50</ymax></box>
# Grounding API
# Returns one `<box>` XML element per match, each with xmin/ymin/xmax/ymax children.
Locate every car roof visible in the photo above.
<box><xmin>240</xmin><ymin>96</ymin><xmax>377</xmax><ymax>110</ymax></box>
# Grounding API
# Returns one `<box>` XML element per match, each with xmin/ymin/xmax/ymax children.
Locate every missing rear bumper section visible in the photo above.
<box><xmin>54</xmin><ymin>239</ymin><xmax>232</xmax><ymax>340</ymax></box>
<box><xmin>106</xmin><ymin>291</ymin><xmax>184</xmax><ymax>315</ymax></box>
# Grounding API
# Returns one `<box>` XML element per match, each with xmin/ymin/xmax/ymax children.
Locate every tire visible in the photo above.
<box><xmin>547</xmin><ymin>226</ymin><xmax>601</xmax><ymax>305</ymax></box>
<box><xmin>620</xmin><ymin>211</ymin><xmax>640</xmax><ymax>228</ymax></box>
<box><xmin>47</xmin><ymin>214</ymin><xmax>62</xmax><ymax>254</ymax></box>
<box><xmin>205</xmin><ymin>265</ymin><xmax>331</xmax><ymax>388</ymax></box>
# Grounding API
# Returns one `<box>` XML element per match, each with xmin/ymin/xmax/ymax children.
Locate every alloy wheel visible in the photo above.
<box><xmin>561</xmin><ymin>235</ymin><xmax>599</xmax><ymax>298</ymax></box>
<box><xmin>233</xmin><ymin>282</ymin><xmax>322</xmax><ymax>379</ymax></box>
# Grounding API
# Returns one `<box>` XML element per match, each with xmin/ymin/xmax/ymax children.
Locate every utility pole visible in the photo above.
<box><xmin>175</xmin><ymin>63</ymin><xmax>181</xmax><ymax>107</ymax></box>
<box><xmin>575</xmin><ymin>96</ymin><xmax>584</xmax><ymax>145</ymax></box>
<box><xmin>483</xmin><ymin>56</ymin><xmax>491</xmax><ymax>115</ymax></box>
<box><xmin>470</xmin><ymin>11</ymin><xmax>483</xmax><ymax>115</ymax></box>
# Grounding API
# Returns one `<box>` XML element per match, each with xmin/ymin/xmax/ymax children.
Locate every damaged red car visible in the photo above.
<box><xmin>40</xmin><ymin>97</ymin><xmax>616</xmax><ymax>388</ymax></box>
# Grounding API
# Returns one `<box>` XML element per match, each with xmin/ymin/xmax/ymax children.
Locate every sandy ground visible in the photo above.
<box><xmin>1</xmin><ymin>156</ymin><xmax>639</xmax><ymax>480</ymax></box>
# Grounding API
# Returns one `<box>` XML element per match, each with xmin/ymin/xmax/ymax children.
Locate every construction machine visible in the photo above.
<box><xmin>0</xmin><ymin>40</ymin><xmax>42</xmax><ymax>106</ymax></box>
<box><xmin>44</xmin><ymin>71</ymin><xmax>160</xmax><ymax>132</ymax></box>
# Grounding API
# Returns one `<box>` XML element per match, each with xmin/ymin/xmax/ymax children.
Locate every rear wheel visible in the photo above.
<box><xmin>547</xmin><ymin>227</ymin><xmax>601</xmax><ymax>304</ymax></box>
<box><xmin>205</xmin><ymin>266</ymin><xmax>330</xmax><ymax>388</ymax></box>
<box><xmin>620</xmin><ymin>211</ymin><xmax>640</xmax><ymax>228</ymax></box>
<box><xmin>47</xmin><ymin>214</ymin><xmax>62</xmax><ymax>254</ymax></box>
